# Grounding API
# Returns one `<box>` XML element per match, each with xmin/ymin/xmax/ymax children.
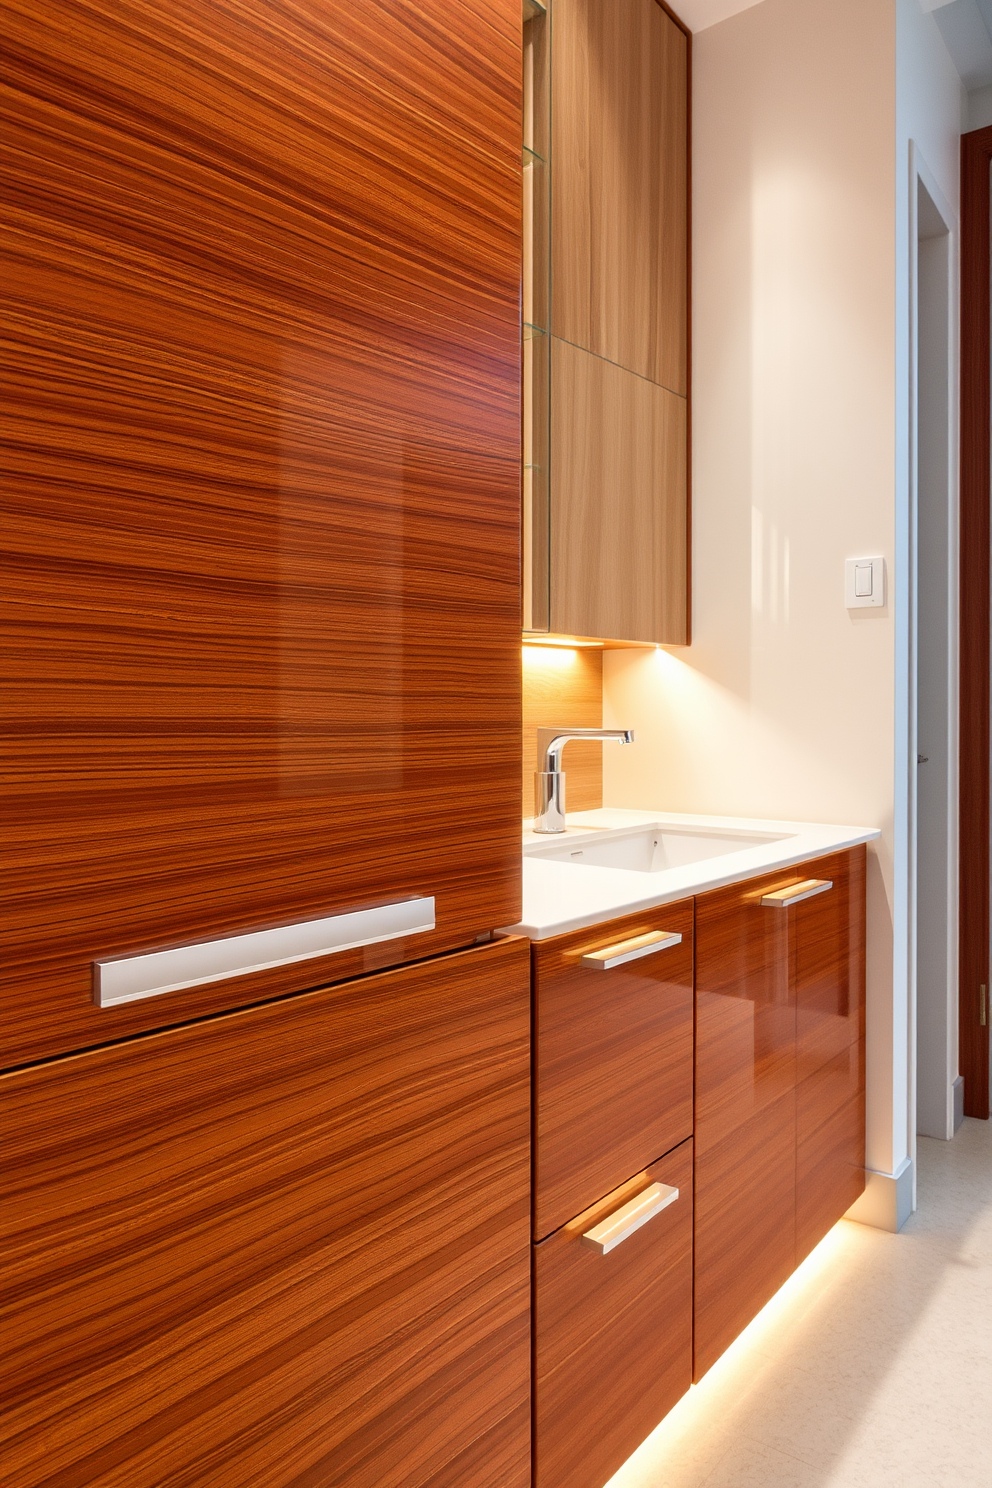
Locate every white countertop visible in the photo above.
<box><xmin>498</xmin><ymin>808</ymin><xmax>881</xmax><ymax>941</ymax></box>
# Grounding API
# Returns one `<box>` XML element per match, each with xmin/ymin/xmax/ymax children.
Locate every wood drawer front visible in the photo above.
<box><xmin>0</xmin><ymin>938</ymin><xmax>531</xmax><ymax>1488</ymax></box>
<box><xmin>796</xmin><ymin>1041</ymin><xmax>866</xmax><ymax>1264</ymax></box>
<box><xmin>795</xmin><ymin>847</ymin><xmax>867</xmax><ymax>1083</ymax></box>
<box><xmin>534</xmin><ymin>1139</ymin><xmax>693</xmax><ymax>1488</ymax></box>
<box><xmin>533</xmin><ymin>900</ymin><xmax>693</xmax><ymax>1240</ymax></box>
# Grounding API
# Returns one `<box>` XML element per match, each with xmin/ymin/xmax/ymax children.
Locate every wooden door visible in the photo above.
<box><xmin>533</xmin><ymin>1138</ymin><xmax>692</xmax><ymax>1488</ymax></box>
<box><xmin>0</xmin><ymin>937</ymin><xmax>531</xmax><ymax>1488</ymax></box>
<box><xmin>694</xmin><ymin>870</ymin><xmax>796</xmax><ymax>1379</ymax></box>
<box><xmin>1</xmin><ymin>0</ymin><xmax>523</xmax><ymax>1069</ymax></box>
<box><xmin>959</xmin><ymin>124</ymin><xmax>992</xmax><ymax>1119</ymax></box>
<box><xmin>795</xmin><ymin>848</ymin><xmax>866</xmax><ymax>1261</ymax></box>
<box><xmin>533</xmin><ymin>900</ymin><xmax>693</xmax><ymax>1239</ymax></box>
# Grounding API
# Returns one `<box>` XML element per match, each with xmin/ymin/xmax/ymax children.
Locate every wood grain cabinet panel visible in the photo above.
<box><xmin>795</xmin><ymin>847</ymin><xmax>867</xmax><ymax>1083</ymax></box>
<box><xmin>1</xmin><ymin>0</ymin><xmax>523</xmax><ymax>1068</ymax></box>
<box><xmin>533</xmin><ymin>899</ymin><xmax>693</xmax><ymax>1239</ymax></box>
<box><xmin>533</xmin><ymin>1139</ymin><xmax>693</xmax><ymax>1488</ymax></box>
<box><xmin>551</xmin><ymin>0</ymin><xmax>688</xmax><ymax>393</ymax></box>
<box><xmin>796</xmin><ymin>1041</ymin><xmax>866</xmax><ymax>1265</ymax></box>
<box><xmin>694</xmin><ymin>871</ymin><xmax>795</xmax><ymax>1154</ymax></box>
<box><xmin>550</xmin><ymin>337</ymin><xmax>688</xmax><ymax>645</ymax></box>
<box><xmin>693</xmin><ymin>1091</ymin><xmax>796</xmax><ymax>1380</ymax></box>
<box><xmin>694</xmin><ymin>850</ymin><xmax>867</xmax><ymax>1379</ymax></box>
<box><xmin>694</xmin><ymin>868</ymin><xmax>796</xmax><ymax>1381</ymax></box>
<box><xmin>0</xmin><ymin>938</ymin><xmax>531</xmax><ymax>1488</ymax></box>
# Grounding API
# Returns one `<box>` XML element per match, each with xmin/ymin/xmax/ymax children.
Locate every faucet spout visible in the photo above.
<box><xmin>533</xmin><ymin>727</ymin><xmax>635</xmax><ymax>834</ymax></box>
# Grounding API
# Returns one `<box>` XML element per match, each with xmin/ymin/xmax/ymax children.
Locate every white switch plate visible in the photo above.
<box><xmin>845</xmin><ymin>556</ymin><xmax>885</xmax><ymax>608</ymax></box>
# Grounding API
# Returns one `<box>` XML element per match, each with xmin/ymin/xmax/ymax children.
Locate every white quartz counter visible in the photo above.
<box><xmin>499</xmin><ymin>808</ymin><xmax>880</xmax><ymax>941</ymax></box>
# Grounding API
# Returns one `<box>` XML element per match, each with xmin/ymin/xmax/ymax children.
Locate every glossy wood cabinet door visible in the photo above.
<box><xmin>694</xmin><ymin>849</ymin><xmax>867</xmax><ymax>1378</ymax></box>
<box><xmin>795</xmin><ymin>847</ymin><xmax>866</xmax><ymax>1261</ymax></box>
<box><xmin>533</xmin><ymin>899</ymin><xmax>693</xmax><ymax>1239</ymax></box>
<box><xmin>0</xmin><ymin>937</ymin><xmax>531</xmax><ymax>1488</ymax></box>
<box><xmin>694</xmin><ymin>869</ymin><xmax>796</xmax><ymax>1378</ymax></box>
<box><xmin>533</xmin><ymin>1139</ymin><xmax>692</xmax><ymax>1488</ymax></box>
<box><xmin>551</xmin><ymin>0</ymin><xmax>688</xmax><ymax>394</ymax></box>
<box><xmin>1</xmin><ymin>0</ymin><xmax>523</xmax><ymax>1068</ymax></box>
<box><xmin>549</xmin><ymin>338</ymin><xmax>688</xmax><ymax>645</ymax></box>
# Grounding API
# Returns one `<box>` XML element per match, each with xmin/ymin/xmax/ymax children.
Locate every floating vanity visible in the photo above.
<box><xmin>501</xmin><ymin>808</ymin><xmax>880</xmax><ymax>1488</ymax></box>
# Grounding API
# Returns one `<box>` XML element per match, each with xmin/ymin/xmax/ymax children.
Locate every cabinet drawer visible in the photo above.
<box><xmin>533</xmin><ymin>1138</ymin><xmax>693</xmax><ymax>1488</ymax></box>
<box><xmin>533</xmin><ymin>899</ymin><xmax>693</xmax><ymax>1239</ymax></box>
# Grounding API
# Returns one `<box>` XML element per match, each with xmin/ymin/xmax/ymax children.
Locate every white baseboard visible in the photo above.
<box><xmin>845</xmin><ymin>1157</ymin><xmax>914</xmax><ymax>1233</ymax></box>
<box><xmin>953</xmin><ymin>1075</ymin><xmax>965</xmax><ymax>1133</ymax></box>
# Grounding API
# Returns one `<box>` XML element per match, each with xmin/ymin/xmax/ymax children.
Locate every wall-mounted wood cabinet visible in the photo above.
<box><xmin>523</xmin><ymin>0</ymin><xmax>690</xmax><ymax>645</ymax></box>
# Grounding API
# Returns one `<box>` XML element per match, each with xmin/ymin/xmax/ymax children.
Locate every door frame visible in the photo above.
<box><xmin>959</xmin><ymin>124</ymin><xmax>992</xmax><ymax>1120</ymax></box>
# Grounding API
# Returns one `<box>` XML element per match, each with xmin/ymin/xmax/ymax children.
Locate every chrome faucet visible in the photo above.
<box><xmin>533</xmin><ymin>727</ymin><xmax>634</xmax><ymax>834</ymax></box>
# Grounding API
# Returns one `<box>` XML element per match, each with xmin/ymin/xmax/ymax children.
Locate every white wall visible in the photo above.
<box><xmin>604</xmin><ymin>0</ymin><xmax>908</xmax><ymax>1213</ymax></box>
<box><xmin>894</xmin><ymin>0</ymin><xmax>965</xmax><ymax>1165</ymax></box>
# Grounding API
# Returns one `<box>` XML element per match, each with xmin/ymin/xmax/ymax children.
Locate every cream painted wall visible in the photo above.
<box><xmin>604</xmin><ymin>0</ymin><xmax>966</xmax><ymax>1215</ymax></box>
<box><xmin>603</xmin><ymin>0</ymin><xmax>901</xmax><ymax>1178</ymax></box>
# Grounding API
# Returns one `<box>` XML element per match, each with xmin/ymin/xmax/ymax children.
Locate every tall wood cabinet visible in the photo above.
<box><xmin>523</xmin><ymin>0</ymin><xmax>689</xmax><ymax>645</ymax></box>
<box><xmin>2</xmin><ymin>0</ymin><xmax>524</xmax><ymax>1069</ymax></box>
<box><xmin>1</xmin><ymin>938</ymin><xmax>531</xmax><ymax>1488</ymax></box>
<box><xmin>694</xmin><ymin>848</ymin><xmax>866</xmax><ymax>1379</ymax></box>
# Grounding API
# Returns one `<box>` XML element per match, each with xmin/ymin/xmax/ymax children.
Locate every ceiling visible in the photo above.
<box><xmin>925</xmin><ymin>0</ymin><xmax>992</xmax><ymax>91</ymax></box>
<box><xmin>675</xmin><ymin>0</ymin><xmax>992</xmax><ymax>94</ymax></box>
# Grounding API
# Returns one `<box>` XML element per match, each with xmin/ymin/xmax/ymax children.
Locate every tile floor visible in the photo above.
<box><xmin>607</xmin><ymin>1117</ymin><xmax>992</xmax><ymax>1488</ymax></box>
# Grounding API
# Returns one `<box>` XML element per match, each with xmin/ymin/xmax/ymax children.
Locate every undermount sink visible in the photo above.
<box><xmin>524</xmin><ymin>823</ymin><xmax>791</xmax><ymax>873</ymax></box>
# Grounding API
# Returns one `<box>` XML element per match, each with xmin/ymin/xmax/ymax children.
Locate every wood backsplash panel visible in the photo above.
<box><xmin>1</xmin><ymin>0</ymin><xmax>524</xmax><ymax>1066</ymax></box>
<box><xmin>522</xmin><ymin>645</ymin><xmax>603</xmax><ymax>819</ymax></box>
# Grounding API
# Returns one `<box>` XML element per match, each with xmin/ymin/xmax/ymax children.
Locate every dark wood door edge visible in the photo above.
<box><xmin>959</xmin><ymin>125</ymin><xmax>992</xmax><ymax>1120</ymax></box>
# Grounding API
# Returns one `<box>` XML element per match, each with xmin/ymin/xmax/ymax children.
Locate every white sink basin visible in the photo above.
<box><xmin>524</xmin><ymin>822</ymin><xmax>791</xmax><ymax>873</ymax></box>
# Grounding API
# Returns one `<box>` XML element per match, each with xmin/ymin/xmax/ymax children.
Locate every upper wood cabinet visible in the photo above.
<box><xmin>523</xmin><ymin>0</ymin><xmax>690</xmax><ymax>646</ymax></box>
<box><xmin>2</xmin><ymin>0</ymin><xmax>524</xmax><ymax>1068</ymax></box>
<box><xmin>0</xmin><ymin>937</ymin><xmax>531</xmax><ymax>1487</ymax></box>
<box><xmin>551</xmin><ymin>0</ymin><xmax>688</xmax><ymax>394</ymax></box>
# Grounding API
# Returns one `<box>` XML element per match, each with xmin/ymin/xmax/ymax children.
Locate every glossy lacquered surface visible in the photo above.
<box><xmin>694</xmin><ymin>848</ymin><xmax>867</xmax><ymax>1379</ymax></box>
<box><xmin>1</xmin><ymin>0</ymin><xmax>523</xmax><ymax>1067</ymax></box>
<box><xmin>0</xmin><ymin>938</ymin><xmax>531</xmax><ymax>1488</ymax></box>
<box><xmin>532</xmin><ymin>899</ymin><xmax>693</xmax><ymax>1239</ymax></box>
<box><xmin>533</xmin><ymin>1139</ymin><xmax>693</xmax><ymax>1488</ymax></box>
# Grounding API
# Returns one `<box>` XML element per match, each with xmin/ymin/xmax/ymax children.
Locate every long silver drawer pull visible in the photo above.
<box><xmin>760</xmin><ymin>878</ymin><xmax>833</xmax><ymax>909</ymax></box>
<box><xmin>93</xmin><ymin>897</ymin><xmax>436</xmax><ymax>1008</ymax></box>
<box><xmin>581</xmin><ymin>929</ymin><xmax>682</xmax><ymax>970</ymax></box>
<box><xmin>581</xmin><ymin>1182</ymin><xmax>679</xmax><ymax>1255</ymax></box>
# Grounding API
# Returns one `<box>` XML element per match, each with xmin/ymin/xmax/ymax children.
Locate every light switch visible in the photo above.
<box><xmin>845</xmin><ymin>556</ymin><xmax>885</xmax><ymax>609</ymax></box>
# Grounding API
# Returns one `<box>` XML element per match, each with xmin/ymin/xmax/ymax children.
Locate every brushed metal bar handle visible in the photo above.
<box><xmin>580</xmin><ymin>1182</ymin><xmax>679</xmax><ymax>1255</ymax></box>
<box><xmin>760</xmin><ymin>878</ymin><xmax>833</xmax><ymax>909</ymax></box>
<box><xmin>581</xmin><ymin>929</ymin><xmax>682</xmax><ymax>970</ymax></box>
<box><xmin>93</xmin><ymin>897</ymin><xmax>436</xmax><ymax>1008</ymax></box>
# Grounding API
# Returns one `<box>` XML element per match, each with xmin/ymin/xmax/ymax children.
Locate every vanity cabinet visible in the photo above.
<box><xmin>0</xmin><ymin>938</ymin><xmax>531</xmax><ymax>1488</ymax></box>
<box><xmin>694</xmin><ymin>847</ymin><xmax>866</xmax><ymax>1378</ymax></box>
<box><xmin>532</xmin><ymin>899</ymin><xmax>694</xmax><ymax>1240</ymax></box>
<box><xmin>533</xmin><ymin>1138</ymin><xmax>693</xmax><ymax>1488</ymax></box>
